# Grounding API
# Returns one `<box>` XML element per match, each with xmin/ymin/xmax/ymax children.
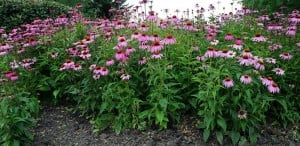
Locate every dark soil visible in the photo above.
<box><xmin>33</xmin><ymin>105</ymin><xmax>299</xmax><ymax>146</ymax></box>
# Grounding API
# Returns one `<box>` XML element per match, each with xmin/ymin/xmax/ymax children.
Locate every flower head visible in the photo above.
<box><xmin>223</xmin><ymin>77</ymin><xmax>234</xmax><ymax>88</ymax></box>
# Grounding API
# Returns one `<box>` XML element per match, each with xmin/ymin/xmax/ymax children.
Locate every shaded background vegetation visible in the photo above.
<box><xmin>242</xmin><ymin>0</ymin><xmax>300</xmax><ymax>14</ymax></box>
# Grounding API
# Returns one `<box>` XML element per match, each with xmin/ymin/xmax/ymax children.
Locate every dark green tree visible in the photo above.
<box><xmin>84</xmin><ymin>0</ymin><xmax>130</xmax><ymax>18</ymax></box>
<box><xmin>242</xmin><ymin>0</ymin><xmax>300</xmax><ymax>14</ymax></box>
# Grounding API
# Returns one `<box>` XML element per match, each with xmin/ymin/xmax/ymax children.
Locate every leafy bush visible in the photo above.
<box><xmin>0</xmin><ymin>4</ymin><xmax>299</xmax><ymax>146</ymax></box>
<box><xmin>0</xmin><ymin>0</ymin><xmax>70</xmax><ymax>31</ymax></box>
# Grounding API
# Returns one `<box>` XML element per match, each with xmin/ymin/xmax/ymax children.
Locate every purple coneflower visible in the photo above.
<box><xmin>268</xmin><ymin>83</ymin><xmax>280</xmax><ymax>93</ymax></box>
<box><xmin>272</xmin><ymin>68</ymin><xmax>284</xmax><ymax>75</ymax></box>
<box><xmin>240</xmin><ymin>75</ymin><xmax>252</xmax><ymax>84</ymax></box>
<box><xmin>163</xmin><ymin>34</ymin><xmax>176</xmax><ymax>45</ymax></box>
<box><xmin>238</xmin><ymin>109</ymin><xmax>247</xmax><ymax>119</ymax></box>
<box><xmin>151</xmin><ymin>52</ymin><xmax>163</xmax><ymax>59</ymax></box>
<box><xmin>224</xmin><ymin>33</ymin><xmax>234</xmax><ymax>41</ymax></box>
<box><xmin>280</xmin><ymin>52</ymin><xmax>293</xmax><ymax>60</ymax></box>
<box><xmin>251</xmin><ymin>34</ymin><xmax>266</xmax><ymax>42</ymax></box>
<box><xmin>222</xmin><ymin>77</ymin><xmax>234</xmax><ymax>88</ymax></box>
<box><xmin>121</xmin><ymin>74</ymin><xmax>131</xmax><ymax>80</ymax></box>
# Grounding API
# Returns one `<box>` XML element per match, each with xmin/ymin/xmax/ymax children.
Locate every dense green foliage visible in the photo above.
<box><xmin>0</xmin><ymin>0</ymin><xmax>70</xmax><ymax>30</ymax></box>
<box><xmin>50</xmin><ymin>0</ymin><xmax>129</xmax><ymax>18</ymax></box>
<box><xmin>243</xmin><ymin>0</ymin><xmax>300</xmax><ymax>14</ymax></box>
<box><xmin>0</xmin><ymin>1</ymin><xmax>299</xmax><ymax>145</ymax></box>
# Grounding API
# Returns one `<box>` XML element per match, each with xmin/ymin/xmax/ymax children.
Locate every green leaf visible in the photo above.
<box><xmin>53</xmin><ymin>90</ymin><xmax>60</xmax><ymax>99</ymax></box>
<box><xmin>203</xmin><ymin>129</ymin><xmax>210</xmax><ymax>142</ymax></box>
<box><xmin>217</xmin><ymin>117</ymin><xmax>227</xmax><ymax>131</ymax></box>
<box><xmin>229</xmin><ymin>131</ymin><xmax>240</xmax><ymax>145</ymax></box>
<box><xmin>238</xmin><ymin>136</ymin><xmax>247</xmax><ymax>146</ymax></box>
<box><xmin>155</xmin><ymin>110</ymin><xmax>164</xmax><ymax>124</ymax></box>
<box><xmin>159</xmin><ymin>98</ymin><xmax>168</xmax><ymax>110</ymax></box>
<box><xmin>216</xmin><ymin>131</ymin><xmax>224</xmax><ymax>145</ymax></box>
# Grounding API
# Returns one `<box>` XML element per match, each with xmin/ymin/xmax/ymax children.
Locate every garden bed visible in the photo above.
<box><xmin>33</xmin><ymin>105</ymin><xmax>299</xmax><ymax>146</ymax></box>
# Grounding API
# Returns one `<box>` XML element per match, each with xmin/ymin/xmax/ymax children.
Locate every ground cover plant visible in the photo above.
<box><xmin>0</xmin><ymin>1</ymin><xmax>299</xmax><ymax>145</ymax></box>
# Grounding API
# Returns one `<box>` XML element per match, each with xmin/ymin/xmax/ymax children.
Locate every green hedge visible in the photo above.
<box><xmin>0</xmin><ymin>0</ymin><xmax>71</xmax><ymax>31</ymax></box>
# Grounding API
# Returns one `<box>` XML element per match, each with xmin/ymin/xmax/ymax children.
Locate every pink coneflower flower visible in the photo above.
<box><xmin>73</xmin><ymin>64</ymin><xmax>82</xmax><ymax>71</ymax></box>
<box><xmin>125</xmin><ymin>46</ymin><xmax>136</xmax><ymax>55</ymax></box>
<box><xmin>106</xmin><ymin>59</ymin><xmax>115</xmax><ymax>66</ymax></box>
<box><xmin>93</xmin><ymin>66</ymin><xmax>102</xmax><ymax>74</ymax></box>
<box><xmin>138</xmin><ymin>24</ymin><xmax>149</xmax><ymax>32</ymax></box>
<box><xmin>128</xmin><ymin>22</ymin><xmax>138</xmax><ymax>28</ymax></box>
<box><xmin>233</xmin><ymin>44</ymin><xmax>243</xmax><ymax>50</ymax></box>
<box><xmin>224</xmin><ymin>33</ymin><xmax>234</xmax><ymax>41</ymax></box>
<box><xmin>138</xmin><ymin>33</ymin><xmax>150</xmax><ymax>42</ymax></box>
<box><xmin>254</xmin><ymin>60</ymin><xmax>265</xmax><ymax>70</ymax></box>
<box><xmin>139</xmin><ymin>41</ymin><xmax>149</xmax><ymax>50</ymax></box>
<box><xmin>242</xmin><ymin>48</ymin><xmax>253</xmax><ymax>57</ymax></box>
<box><xmin>169</xmin><ymin>15</ymin><xmax>180</xmax><ymax>23</ymax></box>
<box><xmin>210</xmin><ymin>39</ymin><xmax>219</xmax><ymax>46</ymax></box>
<box><xmin>286</xmin><ymin>28</ymin><xmax>296</xmax><ymax>36</ymax></box>
<box><xmin>50</xmin><ymin>52</ymin><xmax>58</xmax><ymax>58</ymax></box>
<box><xmin>146</xmin><ymin>11</ymin><xmax>157</xmax><ymax>21</ymax></box>
<box><xmin>138</xmin><ymin>57</ymin><xmax>147</xmax><ymax>65</ymax></box>
<box><xmin>10</xmin><ymin>73</ymin><xmax>18</xmax><ymax>81</ymax></box>
<box><xmin>185</xmin><ymin>21</ymin><xmax>194</xmax><ymax>30</ymax></box>
<box><xmin>238</xmin><ymin>109</ymin><xmax>247</xmax><ymax>120</ymax></box>
<box><xmin>93</xmin><ymin>74</ymin><xmax>100</xmax><ymax>80</ymax></box>
<box><xmin>79</xmin><ymin>51</ymin><xmax>91</xmax><ymax>59</ymax></box>
<box><xmin>240</xmin><ymin>75</ymin><xmax>252</xmax><ymax>84</ymax></box>
<box><xmin>265</xmin><ymin>58</ymin><xmax>276</xmax><ymax>64</ymax></box>
<box><xmin>17</xmin><ymin>48</ymin><xmax>25</xmax><ymax>54</ymax></box>
<box><xmin>227</xmin><ymin>50</ymin><xmax>236</xmax><ymax>58</ymax></box>
<box><xmin>118</xmin><ymin>38</ymin><xmax>127</xmax><ymax>48</ymax></box>
<box><xmin>196</xmin><ymin>55</ymin><xmax>205</xmax><ymax>61</ymax></box>
<box><xmin>115</xmin><ymin>21</ymin><xmax>125</xmax><ymax>29</ymax></box>
<box><xmin>163</xmin><ymin>34</ymin><xmax>176</xmax><ymax>44</ymax></box>
<box><xmin>251</xmin><ymin>34</ymin><xmax>266</xmax><ymax>42</ymax></box>
<box><xmin>5</xmin><ymin>71</ymin><xmax>14</xmax><ymax>78</ymax></box>
<box><xmin>235</xmin><ymin>38</ymin><xmax>243</xmax><ymax>45</ymax></box>
<box><xmin>149</xmin><ymin>41</ymin><xmax>164</xmax><ymax>53</ymax></box>
<box><xmin>223</xmin><ymin>77</ymin><xmax>234</xmax><ymax>88</ymax></box>
<box><xmin>219</xmin><ymin>49</ymin><xmax>229</xmax><ymax>58</ymax></box>
<box><xmin>205</xmin><ymin>34</ymin><xmax>214</xmax><ymax>41</ymax></box>
<box><xmin>63</xmin><ymin>60</ymin><xmax>75</xmax><ymax>69</ymax></box>
<box><xmin>120</xmin><ymin>73</ymin><xmax>131</xmax><ymax>80</ymax></box>
<box><xmin>151</xmin><ymin>52</ymin><xmax>163</xmax><ymax>59</ymax></box>
<box><xmin>272</xmin><ymin>68</ymin><xmax>285</xmax><ymax>75</ymax></box>
<box><xmin>261</xmin><ymin>76</ymin><xmax>273</xmax><ymax>86</ymax></box>
<box><xmin>280</xmin><ymin>53</ymin><xmax>293</xmax><ymax>60</ymax></box>
<box><xmin>82</xmin><ymin>36</ymin><xmax>94</xmax><ymax>44</ymax></box>
<box><xmin>23</xmin><ymin>38</ymin><xmax>38</xmax><ymax>47</ymax></box>
<box><xmin>100</xmin><ymin>67</ymin><xmax>109</xmax><ymax>76</ymax></box>
<box><xmin>131</xmin><ymin>31</ymin><xmax>140</xmax><ymax>39</ymax></box>
<box><xmin>150</xmin><ymin>34</ymin><xmax>160</xmax><ymax>41</ymax></box>
<box><xmin>268</xmin><ymin>83</ymin><xmax>280</xmax><ymax>93</ymax></box>
<box><xmin>115</xmin><ymin>50</ymin><xmax>126</xmax><ymax>61</ymax></box>
<box><xmin>0</xmin><ymin>42</ymin><xmax>10</xmax><ymax>51</ymax></box>
<box><xmin>239</xmin><ymin>55</ymin><xmax>253</xmax><ymax>66</ymax></box>
<box><xmin>10</xmin><ymin>61</ymin><xmax>19</xmax><ymax>69</ymax></box>
<box><xmin>204</xmin><ymin>47</ymin><xmax>215</xmax><ymax>58</ymax></box>
<box><xmin>268</xmin><ymin>44</ymin><xmax>282</xmax><ymax>51</ymax></box>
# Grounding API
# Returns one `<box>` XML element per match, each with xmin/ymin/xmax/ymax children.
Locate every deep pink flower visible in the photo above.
<box><xmin>125</xmin><ymin>46</ymin><xmax>136</xmax><ymax>55</ymax></box>
<box><xmin>204</xmin><ymin>47</ymin><xmax>215</xmax><ymax>58</ymax></box>
<box><xmin>115</xmin><ymin>50</ymin><xmax>126</xmax><ymax>61</ymax></box>
<box><xmin>118</xmin><ymin>38</ymin><xmax>127</xmax><ymax>48</ymax></box>
<box><xmin>63</xmin><ymin>60</ymin><xmax>75</xmax><ymax>69</ymax></box>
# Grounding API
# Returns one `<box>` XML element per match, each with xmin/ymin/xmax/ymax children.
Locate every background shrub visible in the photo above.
<box><xmin>0</xmin><ymin>0</ymin><xmax>70</xmax><ymax>31</ymax></box>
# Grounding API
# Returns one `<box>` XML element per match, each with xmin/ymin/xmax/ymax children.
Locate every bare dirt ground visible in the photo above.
<box><xmin>33</xmin><ymin>105</ymin><xmax>299</xmax><ymax>146</ymax></box>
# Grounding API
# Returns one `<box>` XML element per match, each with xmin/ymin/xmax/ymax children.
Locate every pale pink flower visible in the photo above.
<box><xmin>280</xmin><ymin>53</ymin><xmax>293</xmax><ymax>60</ymax></box>
<box><xmin>115</xmin><ymin>50</ymin><xmax>126</xmax><ymax>61</ymax></box>
<box><xmin>121</xmin><ymin>74</ymin><xmax>131</xmax><ymax>80</ymax></box>
<box><xmin>204</xmin><ymin>47</ymin><xmax>215</xmax><ymax>58</ymax></box>
<box><xmin>268</xmin><ymin>83</ymin><xmax>280</xmax><ymax>93</ymax></box>
<box><xmin>163</xmin><ymin>34</ymin><xmax>176</xmax><ymax>44</ymax></box>
<box><xmin>138</xmin><ymin>57</ymin><xmax>147</xmax><ymax>65</ymax></box>
<box><xmin>261</xmin><ymin>76</ymin><xmax>273</xmax><ymax>86</ymax></box>
<box><xmin>73</xmin><ymin>64</ymin><xmax>82</xmax><ymax>71</ymax></box>
<box><xmin>149</xmin><ymin>41</ymin><xmax>164</xmax><ymax>53</ymax></box>
<box><xmin>93</xmin><ymin>74</ymin><xmax>100</xmax><ymax>80</ymax></box>
<box><xmin>254</xmin><ymin>60</ymin><xmax>265</xmax><ymax>70</ymax></box>
<box><xmin>238</xmin><ymin>109</ymin><xmax>247</xmax><ymax>120</ymax></box>
<box><xmin>272</xmin><ymin>68</ymin><xmax>285</xmax><ymax>75</ymax></box>
<box><xmin>151</xmin><ymin>52</ymin><xmax>163</xmax><ymax>59</ymax></box>
<box><xmin>63</xmin><ymin>60</ymin><xmax>75</xmax><ymax>69</ymax></box>
<box><xmin>265</xmin><ymin>58</ymin><xmax>276</xmax><ymax>64</ymax></box>
<box><xmin>240</xmin><ymin>75</ymin><xmax>252</xmax><ymax>84</ymax></box>
<box><xmin>223</xmin><ymin>77</ymin><xmax>234</xmax><ymax>88</ymax></box>
<box><xmin>239</xmin><ymin>55</ymin><xmax>253</xmax><ymax>66</ymax></box>
<box><xmin>224</xmin><ymin>33</ymin><xmax>234</xmax><ymax>41</ymax></box>
<box><xmin>106</xmin><ymin>59</ymin><xmax>115</xmax><ymax>66</ymax></box>
<box><xmin>50</xmin><ymin>52</ymin><xmax>58</xmax><ymax>58</ymax></box>
<box><xmin>79</xmin><ymin>51</ymin><xmax>91</xmax><ymax>59</ymax></box>
<box><xmin>138</xmin><ymin>24</ymin><xmax>149</xmax><ymax>31</ymax></box>
<box><xmin>251</xmin><ymin>34</ymin><xmax>266</xmax><ymax>42</ymax></box>
<box><xmin>100</xmin><ymin>67</ymin><xmax>109</xmax><ymax>76</ymax></box>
